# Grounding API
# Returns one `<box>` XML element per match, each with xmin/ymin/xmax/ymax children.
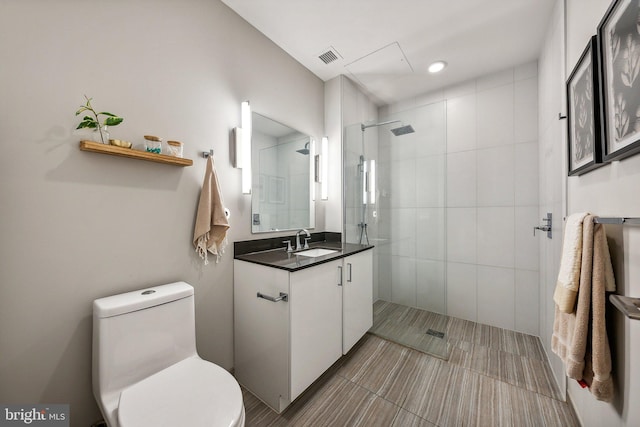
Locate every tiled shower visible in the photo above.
<box><xmin>344</xmin><ymin>62</ymin><xmax>541</xmax><ymax>338</ymax></box>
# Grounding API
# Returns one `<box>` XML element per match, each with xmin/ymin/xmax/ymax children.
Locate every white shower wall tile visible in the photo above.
<box><xmin>414</xmin><ymin>89</ymin><xmax>445</xmax><ymax>108</ymax></box>
<box><xmin>416</xmin><ymin>259</ymin><xmax>446</xmax><ymax>314</ymax></box>
<box><xmin>446</xmin><ymin>151</ymin><xmax>477</xmax><ymax>207</ymax></box>
<box><xmin>477</xmin><ymin>266</ymin><xmax>515</xmax><ymax>330</ymax></box>
<box><xmin>515</xmin><ymin>206</ymin><xmax>540</xmax><ymax>271</ymax></box>
<box><xmin>390</xmin><ymin>131</ymin><xmax>417</xmax><ymax>161</ymax></box>
<box><xmin>415</xmin><ymin>102</ymin><xmax>447</xmax><ymax>157</ymax></box>
<box><xmin>375</xmin><ymin>63</ymin><xmax>539</xmax><ymax>335</ymax></box>
<box><xmin>515</xmin><ymin>142</ymin><xmax>539</xmax><ymax>206</ymax></box>
<box><xmin>446</xmin><ymin>93</ymin><xmax>477</xmax><ymax>153</ymax></box>
<box><xmin>416</xmin><ymin>155</ymin><xmax>445</xmax><ymax>208</ymax></box>
<box><xmin>477</xmin><ymin>207</ymin><xmax>515</xmax><ymax>268</ymax></box>
<box><xmin>416</xmin><ymin>208</ymin><xmax>445</xmax><ymax>260</ymax></box>
<box><xmin>515</xmin><ymin>78</ymin><xmax>539</xmax><ymax>143</ymax></box>
<box><xmin>515</xmin><ymin>269</ymin><xmax>540</xmax><ymax>335</ymax></box>
<box><xmin>447</xmin><ymin>207</ymin><xmax>477</xmax><ymax>264</ymax></box>
<box><xmin>390</xmin><ymin>208</ymin><xmax>416</xmax><ymax>257</ymax></box>
<box><xmin>446</xmin><ymin>262</ymin><xmax>477</xmax><ymax>321</ymax></box>
<box><xmin>476</xmin><ymin>68</ymin><xmax>514</xmax><ymax>91</ymax></box>
<box><xmin>476</xmin><ymin>84</ymin><xmax>515</xmax><ymax>149</ymax></box>
<box><xmin>444</xmin><ymin>80</ymin><xmax>477</xmax><ymax>99</ymax></box>
<box><xmin>477</xmin><ymin>145</ymin><xmax>515</xmax><ymax>206</ymax></box>
<box><xmin>391</xmin><ymin>256</ymin><xmax>416</xmax><ymax>307</ymax></box>
<box><xmin>390</xmin><ymin>159</ymin><xmax>416</xmax><ymax>208</ymax></box>
<box><xmin>377</xmin><ymin>254</ymin><xmax>392</xmax><ymax>301</ymax></box>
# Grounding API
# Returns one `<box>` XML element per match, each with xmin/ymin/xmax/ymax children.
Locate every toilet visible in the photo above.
<box><xmin>92</xmin><ymin>282</ymin><xmax>245</xmax><ymax>427</ymax></box>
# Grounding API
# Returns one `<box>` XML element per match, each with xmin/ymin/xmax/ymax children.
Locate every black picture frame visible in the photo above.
<box><xmin>567</xmin><ymin>36</ymin><xmax>603</xmax><ymax>176</ymax></box>
<box><xmin>598</xmin><ymin>0</ymin><xmax>640</xmax><ymax>162</ymax></box>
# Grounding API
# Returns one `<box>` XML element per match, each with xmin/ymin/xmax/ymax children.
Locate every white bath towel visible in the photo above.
<box><xmin>193</xmin><ymin>156</ymin><xmax>229</xmax><ymax>264</ymax></box>
<box><xmin>554</xmin><ymin>212</ymin><xmax>589</xmax><ymax>313</ymax></box>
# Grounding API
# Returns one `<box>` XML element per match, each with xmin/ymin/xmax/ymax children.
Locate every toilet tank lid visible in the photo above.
<box><xmin>93</xmin><ymin>282</ymin><xmax>194</xmax><ymax>318</ymax></box>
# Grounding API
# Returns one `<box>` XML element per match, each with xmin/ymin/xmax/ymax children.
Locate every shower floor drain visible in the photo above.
<box><xmin>426</xmin><ymin>329</ymin><xmax>445</xmax><ymax>339</ymax></box>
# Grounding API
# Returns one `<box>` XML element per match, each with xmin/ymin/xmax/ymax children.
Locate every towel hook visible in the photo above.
<box><xmin>202</xmin><ymin>149</ymin><xmax>214</xmax><ymax>158</ymax></box>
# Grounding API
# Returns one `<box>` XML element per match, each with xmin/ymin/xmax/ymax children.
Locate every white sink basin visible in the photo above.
<box><xmin>295</xmin><ymin>248</ymin><xmax>338</xmax><ymax>258</ymax></box>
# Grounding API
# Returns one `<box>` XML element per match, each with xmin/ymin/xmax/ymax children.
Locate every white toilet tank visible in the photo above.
<box><xmin>92</xmin><ymin>282</ymin><xmax>198</xmax><ymax>419</ymax></box>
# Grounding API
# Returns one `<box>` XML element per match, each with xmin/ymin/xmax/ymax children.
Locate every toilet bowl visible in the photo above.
<box><xmin>92</xmin><ymin>282</ymin><xmax>244</xmax><ymax>427</ymax></box>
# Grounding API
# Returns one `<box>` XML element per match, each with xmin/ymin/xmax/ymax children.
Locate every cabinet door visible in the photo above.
<box><xmin>234</xmin><ymin>260</ymin><xmax>290</xmax><ymax>412</ymax></box>
<box><xmin>342</xmin><ymin>250</ymin><xmax>373</xmax><ymax>353</ymax></box>
<box><xmin>290</xmin><ymin>259</ymin><xmax>343</xmax><ymax>400</ymax></box>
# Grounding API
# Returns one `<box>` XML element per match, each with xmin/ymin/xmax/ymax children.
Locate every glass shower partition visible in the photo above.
<box><xmin>344</xmin><ymin>101</ymin><xmax>450</xmax><ymax>360</ymax></box>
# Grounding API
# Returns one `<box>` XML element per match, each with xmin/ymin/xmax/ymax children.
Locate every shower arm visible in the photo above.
<box><xmin>361</xmin><ymin>120</ymin><xmax>401</xmax><ymax>131</ymax></box>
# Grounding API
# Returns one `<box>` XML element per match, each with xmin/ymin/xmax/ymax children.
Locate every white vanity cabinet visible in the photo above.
<box><xmin>234</xmin><ymin>258</ymin><xmax>343</xmax><ymax>413</ymax></box>
<box><xmin>341</xmin><ymin>250</ymin><xmax>374</xmax><ymax>354</ymax></box>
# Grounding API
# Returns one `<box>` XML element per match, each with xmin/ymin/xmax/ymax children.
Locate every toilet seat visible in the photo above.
<box><xmin>118</xmin><ymin>357</ymin><xmax>245</xmax><ymax>427</ymax></box>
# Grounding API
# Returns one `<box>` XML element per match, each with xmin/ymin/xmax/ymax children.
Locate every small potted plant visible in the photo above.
<box><xmin>75</xmin><ymin>95</ymin><xmax>124</xmax><ymax>145</ymax></box>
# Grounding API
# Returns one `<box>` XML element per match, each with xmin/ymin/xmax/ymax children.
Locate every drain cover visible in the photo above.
<box><xmin>426</xmin><ymin>329</ymin><xmax>445</xmax><ymax>339</ymax></box>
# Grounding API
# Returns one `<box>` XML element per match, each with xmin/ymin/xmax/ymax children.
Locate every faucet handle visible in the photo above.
<box><xmin>304</xmin><ymin>237</ymin><xmax>311</xmax><ymax>249</ymax></box>
<box><xmin>282</xmin><ymin>240</ymin><xmax>293</xmax><ymax>252</ymax></box>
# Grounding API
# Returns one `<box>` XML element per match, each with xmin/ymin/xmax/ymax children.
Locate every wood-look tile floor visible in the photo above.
<box><xmin>242</xmin><ymin>304</ymin><xmax>579</xmax><ymax>426</ymax></box>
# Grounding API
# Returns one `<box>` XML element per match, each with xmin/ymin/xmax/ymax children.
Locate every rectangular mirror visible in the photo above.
<box><xmin>251</xmin><ymin>112</ymin><xmax>315</xmax><ymax>233</ymax></box>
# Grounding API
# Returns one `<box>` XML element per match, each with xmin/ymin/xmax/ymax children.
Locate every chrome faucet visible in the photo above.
<box><xmin>295</xmin><ymin>229</ymin><xmax>310</xmax><ymax>250</ymax></box>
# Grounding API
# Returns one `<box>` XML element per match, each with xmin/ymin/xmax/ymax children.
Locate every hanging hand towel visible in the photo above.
<box><xmin>554</xmin><ymin>212</ymin><xmax>589</xmax><ymax>313</ymax></box>
<box><xmin>552</xmin><ymin>215</ymin><xmax>616</xmax><ymax>402</ymax></box>
<box><xmin>582</xmin><ymin>219</ymin><xmax>615</xmax><ymax>401</ymax></box>
<box><xmin>193</xmin><ymin>156</ymin><xmax>229</xmax><ymax>265</ymax></box>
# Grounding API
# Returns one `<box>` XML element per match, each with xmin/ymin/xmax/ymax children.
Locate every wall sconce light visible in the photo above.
<box><xmin>239</xmin><ymin>101</ymin><xmax>251</xmax><ymax>194</ymax></box>
<box><xmin>321</xmin><ymin>136</ymin><xmax>328</xmax><ymax>200</ymax></box>
<box><xmin>369</xmin><ymin>159</ymin><xmax>376</xmax><ymax>204</ymax></box>
<box><xmin>310</xmin><ymin>138</ymin><xmax>316</xmax><ymax>201</ymax></box>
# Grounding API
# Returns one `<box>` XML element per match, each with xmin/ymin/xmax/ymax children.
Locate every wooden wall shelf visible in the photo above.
<box><xmin>79</xmin><ymin>140</ymin><xmax>193</xmax><ymax>167</ymax></box>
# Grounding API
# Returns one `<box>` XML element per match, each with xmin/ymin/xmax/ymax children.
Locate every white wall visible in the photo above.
<box><xmin>0</xmin><ymin>1</ymin><xmax>324</xmax><ymax>426</ymax></box>
<box><xmin>557</xmin><ymin>0</ymin><xmax>640</xmax><ymax>425</ymax></box>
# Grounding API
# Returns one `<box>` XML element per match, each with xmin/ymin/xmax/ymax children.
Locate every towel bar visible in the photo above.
<box><xmin>610</xmin><ymin>295</ymin><xmax>640</xmax><ymax>320</ymax></box>
<box><xmin>202</xmin><ymin>149</ymin><xmax>214</xmax><ymax>158</ymax></box>
<box><xmin>562</xmin><ymin>217</ymin><xmax>640</xmax><ymax>225</ymax></box>
<box><xmin>593</xmin><ymin>217</ymin><xmax>640</xmax><ymax>225</ymax></box>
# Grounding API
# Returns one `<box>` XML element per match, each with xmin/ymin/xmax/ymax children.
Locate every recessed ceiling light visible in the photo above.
<box><xmin>428</xmin><ymin>60</ymin><xmax>447</xmax><ymax>73</ymax></box>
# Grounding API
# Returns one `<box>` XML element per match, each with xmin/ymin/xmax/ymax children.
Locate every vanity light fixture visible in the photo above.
<box><xmin>369</xmin><ymin>160</ymin><xmax>376</xmax><ymax>204</ymax></box>
<box><xmin>240</xmin><ymin>101</ymin><xmax>252</xmax><ymax>194</ymax></box>
<box><xmin>428</xmin><ymin>60</ymin><xmax>447</xmax><ymax>73</ymax></box>
<box><xmin>362</xmin><ymin>160</ymin><xmax>368</xmax><ymax>205</ymax></box>
<box><xmin>310</xmin><ymin>138</ymin><xmax>316</xmax><ymax>201</ymax></box>
<box><xmin>321</xmin><ymin>136</ymin><xmax>328</xmax><ymax>200</ymax></box>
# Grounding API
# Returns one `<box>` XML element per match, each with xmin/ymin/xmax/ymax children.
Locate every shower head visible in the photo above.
<box><xmin>390</xmin><ymin>124</ymin><xmax>415</xmax><ymax>136</ymax></box>
<box><xmin>361</xmin><ymin>120</ymin><xmax>415</xmax><ymax>136</ymax></box>
<box><xmin>296</xmin><ymin>142</ymin><xmax>310</xmax><ymax>155</ymax></box>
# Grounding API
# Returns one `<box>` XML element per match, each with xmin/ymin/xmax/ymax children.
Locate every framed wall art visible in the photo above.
<box><xmin>567</xmin><ymin>36</ymin><xmax>603</xmax><ymax>175</ymax></box>
<box><xmin>598</xmin><ymin>0</ymin><xmax>640</xmax><ymax>161</ymax></box>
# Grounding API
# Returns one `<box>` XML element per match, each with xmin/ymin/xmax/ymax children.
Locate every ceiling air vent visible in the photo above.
<box><xmin>318</xmin><ymin>46</ymin><xmax>342</xmax><ymax>65</ymax></box>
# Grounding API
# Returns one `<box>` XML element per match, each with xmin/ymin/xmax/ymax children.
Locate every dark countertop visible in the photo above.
<box><xmin>234</xmin><ymin>241</ymin><xmax>374</xmax><ymax>272</ymax></box>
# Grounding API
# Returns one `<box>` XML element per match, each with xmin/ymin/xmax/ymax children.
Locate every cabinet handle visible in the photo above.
<box><xmin>338</xmin><ymin>266</ymin><xmax>343</xmax><ymax>286</ymax></box>
<box><xmin>347</xmin><ymin>263</ymin><xmax>352</xmax><ymax>282</ymax></box>
<box><xmin>256</xmin><ymin>292</ymin><xmax>288</xmax><ymax>302</ymax></box>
